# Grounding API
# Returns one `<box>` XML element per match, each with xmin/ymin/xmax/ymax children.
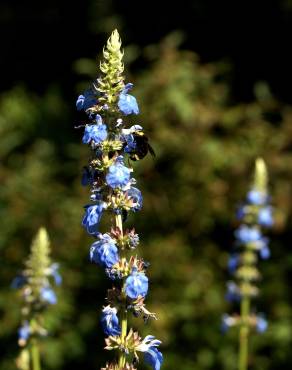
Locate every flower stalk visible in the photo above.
<box><xmin>238</xmin><ymin>297</ymin><xmax>250</xmax><ymax>370</ymax></box>
<box><xmin>31</xmin><ymin>338</ymin><xmax>41</xmax><ymax>370</ymax></box>
<box><xmin>77</xmin><ymin>30</ymin><xmax>162</xmax><ymax>370</ymax></box>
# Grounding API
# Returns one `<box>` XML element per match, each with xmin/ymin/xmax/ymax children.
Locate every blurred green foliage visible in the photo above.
<box><xmin>1</xmin><ymin>33</ymin><xmax>292</xmax><ymax>370</ymax></box>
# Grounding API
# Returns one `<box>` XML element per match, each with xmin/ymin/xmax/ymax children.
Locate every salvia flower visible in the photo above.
<box><xmin>82</xmin><ymin>123</ymin><xmax>108</xmax><ymax>145</ymax></box>
<box><xmin>221</xmin><ymin>314</ymin><xmax>237</xmax><ymax>333</ymax></box>
<box><xmin>125</xmin><ymin>269</ymin><xmax>149</xmax><ymax>299</ymax></box>
<box><xmin>246</xmin><ymin>189</ymin><xmax>268</xmax><ymax>205</ymax></box>
<box><xmin>106</xmin><ymin>156</ymin><xmax>132</xmax><ymax>189</ymax></box>
<box><xmin>82</xmin><ymin>203</ymin><xmax>106</xmax><ymax>235</ymax></box>
<box><xmin>76</xmin><ymin>89</ymin><xmax>98</xmax><ymax>111</ymax></box>
<box><xmin>127</xmin><ymin>187</ymin><xmax>143</xmax><ymax>212</ymax></box>
<box><xmin>223</xmin><ymin>158</ymin><xmax>273</xmax><ymax>369</ymax></box>
<box><xmin>256</xmin><ymin>315</ymin><xmax>268</xmax><ymax>333</ymax></box>
<box><xmin>90</xmin><ymin>234</ymin><xmax>119</xmax><ymax>268</ymax></box>
<box><xmin>18</xmin><ymin>321</ymin><xmax>31</xmax><ymax>346</ymax></box>
<box><xmin>50</xmin><ymin>263</ymin><xmax>62</xmax><ymax>286</ymax></box>
<box><xmin>258</xmin><ymin>206</ymin><xmax>273</xmax><ymax>227</ymax></box>
<box><xmin>227</xmin><ymin>253</ymin><xmax>239</xmax><ymax>274</ymax></box>
<box><xmin>101</xmin><ymin>306</ymin><xmax>121</xmax><ymax>336</ymax></box>
<box><xmin>40</xmin><ymin>286</ymin><xmax>57</xmax><ymax>305</ymax></box>
<box><xmin>136</xmin><ymin>336</ymin><xmax>163</xmax><ymax>370</ymax></box>
<box><xmin>235</xmin><ymin>225</ymin><xmax>262</xmax><ymax>244</ymax></box>
<box><xmin>118</xmin><ymin>83</ymin><xmax>139</xmax><ymax>115</ymax></box>
<box><xmin>77</xmin><ymin>30</ymin><xmax>161</xmax><ymax>370</ymax></box>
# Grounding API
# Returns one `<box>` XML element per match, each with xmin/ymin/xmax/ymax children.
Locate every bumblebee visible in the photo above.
<box><xmin>129</xmin><ymin>130</ymin><xmax>155</xmax><ymax>161</ymax></box>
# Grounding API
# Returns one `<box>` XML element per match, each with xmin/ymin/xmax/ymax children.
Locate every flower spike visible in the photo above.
<box><xmin>76</xmin><ymin>30</ymin><xmax>162</xmax><ymax>370</ymax></box>
<box><xmin>224</xmin><ymin>158</ymin><xmax>273</xmax><ymax>370</ymax></box>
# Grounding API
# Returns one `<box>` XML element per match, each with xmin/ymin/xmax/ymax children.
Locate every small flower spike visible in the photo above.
<box><xmin>14</xmin><ymin>228</ymin><xmax>61</xmax><ymax>368</ymax></box>
<box><xmin>223</xmin><ymin>158</ymin><xmax>274</xmax><ymax>369</ymax></box>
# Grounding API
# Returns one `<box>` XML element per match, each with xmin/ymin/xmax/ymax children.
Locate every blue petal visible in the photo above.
<box><xmin>144</xmin><ymin>347</ymin><xmax>163</xmax><ymax>370</ymax></box>
<box><xmin>41</xmin><ymin>287</ymin><xmax>57</xmax><ymax>304</ymax></box>
<box><xmin>106</xmin><ymin>159</ymin><xmax>131</xmax><ymax>189</ymax></box>
<box><xmin>125</xmin><ymin>271</ymin><xmax>148</xmax><ymax>299</ymax></box>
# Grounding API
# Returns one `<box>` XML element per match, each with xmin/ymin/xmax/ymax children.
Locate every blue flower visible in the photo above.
<box><xmin>118</xmin><ymin>83</ymin><xmax>139</xmax><ymax>115</ymax></box>
<box><xmin>259</xmin><ymin>243</ymin><xmax>271</xmax><ymax>259</ymax></box>
<box><xmin>227</xmin><ymin>254</ymin><xmax>239</xmax><ymax>274</ymax></box>
<box><xmin>258</xmin><ymin>206</ymin><xmax>273</xmax><ymax>227</ymax></box>
<box><xmin>100</xmin><ymin>306</ymin><xmax>121</xmax><ymax>336</ymax></box>
<box><xmin>41</xmin><ymin>286</ymin><xmax>57</xmax><ymax>304</ymax></box>
<box><xmin>82</xmin><ymin>203</ymin><xmax>106</xmax><ymax>235</ymax></box>
<box><xmin>247</xmin><ymin>189</ymin><xmax>267</xmax><ymax>205</ymax></box>
<box><xmin>82</xmin><ymin>115</ymin><xmax>108</xmax><ymax>144</ymax></box>
<box><xmin>225</xmin><ymin>281</ymin><xmax>240</xmax><ymax>302</ymax></box>
<box><xmin>136</xmin><ymin>336</ymin><xmax>163</xmax><ymax>370</ymax></box>
<box><xmin>18</xmin><ymin>321</ymin><xmax>31</xmax><ymax>342</ymax></box>
<box><xmin>235</xmin><ymin>225</ymin><xmax>262</xmax><ymax>244</ymax></box>
<box><xmin>128</xmin><ymin>187</ymin><xmax>143</xmax><ymax>212</ymax></box>
<box><xmin>124</xmin><ymin>134</ymin><xmax>136</xmax><ymax>153</ymax></box>
<box><xmin>90</xmin><ymin>234</ymin><xmax>119</xmax><ymax>268</ymax></box>
<box><xmin>122</xmin><ymin>125</ymin><xmax>143</xmax><ymax>153</ymax></box>
<box><xmin>11</xmin><ymin>275</ymin><xmax>26</xmax><ymax>289</ymax></box>
<box><xmin>125</xmin><ymin>268</ymin><xmax>148</xmax><ymax>299</ymax></box>
<box><xmin>221</xmin><ymin>314</ymin><xmax>236</xmax><ymax>333</ymax></box>
<box><xmin>256</xmin><ymin>315</ymin><xmax>268</xmax><ymax>333</ymax></box>
<box><xmin>106</xmin><ymin>156</ymin><xmax>131</xmax><ymax>189</ymax></box>
<box><xmin>144</xmin><ymin>346</ymin><xmax>163</xmax><ymax>370</ymax></box>
<box><xmin>76</xmin><ymin>89</ymin><xmax>97</xmax><ymax>111</ymax></box>
<box><xmin>50</xmin><ymin>263</ymin><xmax>62</xmax><ymax>286</ymax></box>
<box><xmin>236</xmin><ymin>205</ymin><xmax>245</xmax><ymax>221</ymax></box>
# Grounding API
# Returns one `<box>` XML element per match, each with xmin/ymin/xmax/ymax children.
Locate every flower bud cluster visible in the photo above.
<box><xmin>77</xmin><ymin>30</ymin><xmax>162</xmax><ymax>370</ymax></box>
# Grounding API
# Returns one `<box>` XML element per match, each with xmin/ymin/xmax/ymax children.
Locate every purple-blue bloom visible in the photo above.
<box><xmin>136</xmin><ymin>335</ymin><xmax>163</xmax><ymax>370</ymax></box>
<box><xmin>225</xmin><ymin>281</ymin><xmax>240</xmax><ymax>302</ymax></box>
<box><xmin>50</xmin><ymin>263</ymin><xmax>62</xmax><ymax>286</ymax></box>
<box><xmin>127</xmin><ymin>187</ymin><xmax>143</xmax><ymax>212</ymax></box>
<box><xmin>256</xmin><ymin>315</ymin><xmax>268</xmax><ymax>333</ymax></box>
<box><xmin>100</xmin><ymin>306</ymin><xmax>121</xmax><ymax>336</ymax></box>
<box><xmin>144</xmin><ymin>346</ymin><xmax>163</xmax><ymax>370</ymax></box>
<box><xmin>41</xmin><ymin>286</ymin><xmax>57</xmax><ymax>304</ymax></box>
<box><xmin>90</xmin><ymin>234</ymin><xmax>119</xmax><ymax>268</ymax></box>
<box><xmin>76</xmin><ymin>90</ymin><xmax>97</xmax><ymax>111</ymax></box>
<box><xmin>221</xmin><ymin>314</ymin><xmax>236</xmax><ymax>333</ymax></box>
<box><xmin>259</xmin><ymin>243</ymin><xmax>271</xmax><ymax>259</ymax></box>
<box><xmin>11</xmin><ymin>275</ymin><xmax>26</xmax><ymax>289</ymax></box>
<box><xmin>106</xmin><ymin>156</ymin><xmax>131</xmax><ymax>189</ymax></box>
<box><xmin>82</xmin><ymin>203</ymin><xmax>106</xmax><ymax>235</ymax></box>
<box><xmin>125</xmin><ymin>268</ymin><xmax>148</xmax><ymax>299</ymax></box>
<box><xmin>247</xmin><ymin>189</ymin><xmax>267</xmax><ymax>205</ymax></box>
<box><xmin>235</xmin><ymin>225</ymin><xmax>262</xmax><ymax>244</ymax></box>
<box><xmin>124</xmin><ymin>134</ymin><xmax>136</xmax><ymax>153</ymax></box>
<box><xmin>258</xmin><ymin>206</ymin><xmax>273</xmax><ymax>227</ymax></box>
<box><xmin>118</xmin><ymin>83</ymin><xmax>139</xmax><ymax>115</ymax></box>
<box><xmin>18</xmin><ymin>321</ymin><xmax>30</xmax><ymax>341</ymax></box>
<box><xmin>228</xmin><ymin>254</ymin><xmax>239</xmax><ymax>274</ymax></box>
<box><xmin>82</xmin><ymin>115</ymin><xmax>108</xmax><ymax>144</ymax></box>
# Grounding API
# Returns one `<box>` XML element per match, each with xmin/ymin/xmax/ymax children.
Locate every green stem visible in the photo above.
<box><xmin>238</xmin><ymin>296</ymin><xmax>250</xmax><ymax>370</ymax></box>
<box><xmin>30</xmin><ymin>338</ymin><xmax>41</xmax><ymax>370</ymax></box>
<box><xmin>115</xmin><ymin>214</ymin><xmax>127</xmax><ymax>370</ymax></box>
<box><xmin>118</xmin><ymin>309</ymin><xmax>128</xmax><ymax>369</ymax></box>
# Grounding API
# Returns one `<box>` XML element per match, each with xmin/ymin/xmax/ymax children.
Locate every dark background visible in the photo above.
<box><xmin>1</xmin><ymin>1</ymin><xmax>292</xmax><ymax>370</ymax></box>
<box><xmin>1</xmin><ymin>0</ymin><xmax>292</xmax><ymax>101</ymax></box>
